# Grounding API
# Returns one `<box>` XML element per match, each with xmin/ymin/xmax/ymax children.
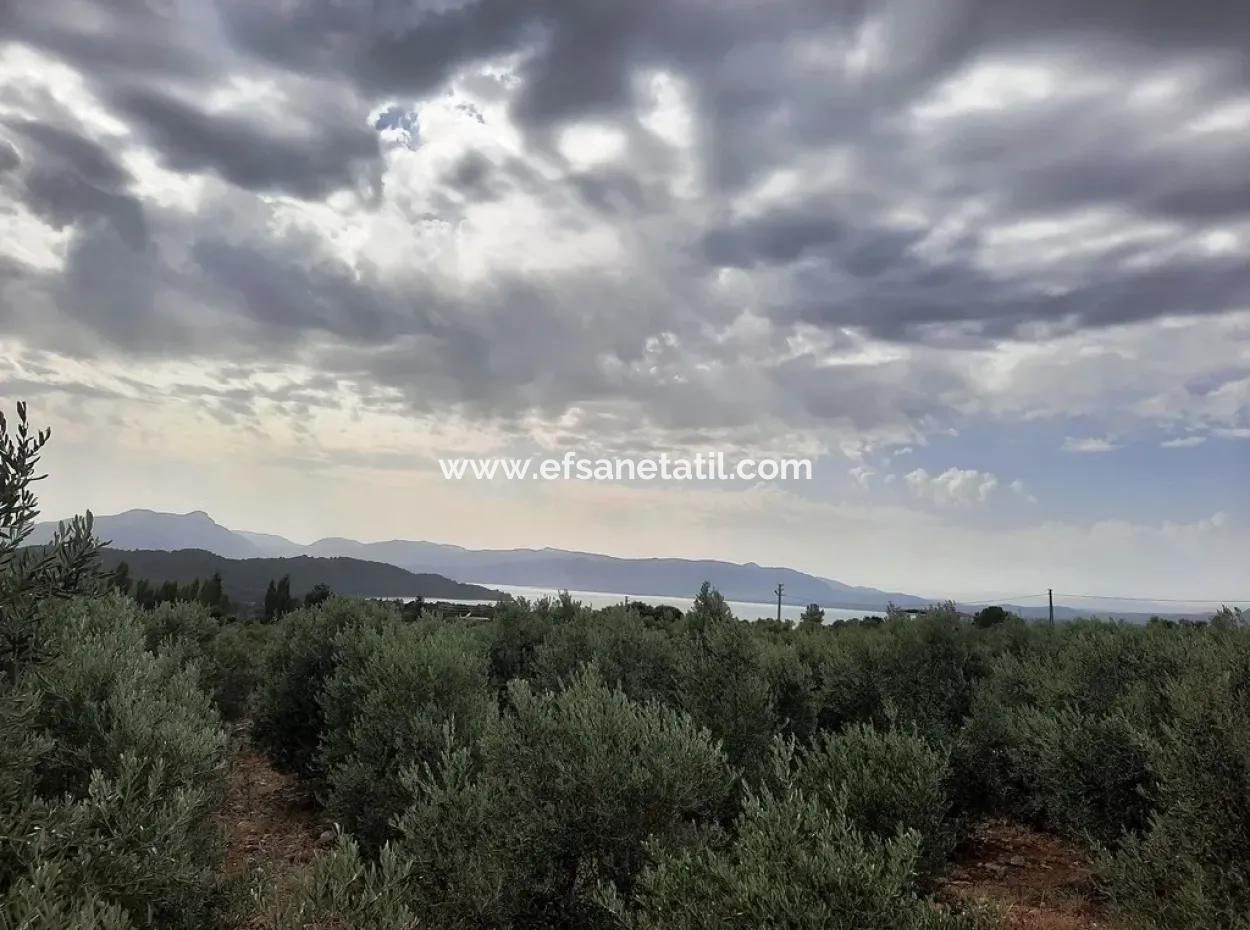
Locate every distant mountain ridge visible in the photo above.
<box><xmin>92</xmin><ymin>548</ymin><xmax>501</xmax><ymax>606</ymax></box>
<box><xmin>40</xmin><ymin>509</ymin><xmax>267</xmax><ymax>559</ymax></box>
<box><xmin>33</xmin><ymin>509</ymin><xmax>932</xmax><ymax>610</ymax></box>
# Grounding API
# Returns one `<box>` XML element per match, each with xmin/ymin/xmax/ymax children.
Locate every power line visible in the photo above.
<box><xmin>959</xmin><ymin>593</ymin><xmax>1050</xmax><ymax>606</ymax></box>
<box><xmin>1055</xmin><ymin>592</ymin><xmax>1250</xmax><ymax>604</ymax></box>
<box><xmin>950</xmin><ymin>592</ymin><xmax>1249</xmax><ymax>608</ymax></box>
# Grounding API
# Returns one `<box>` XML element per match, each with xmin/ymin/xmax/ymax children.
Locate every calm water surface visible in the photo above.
<box><xmin>428</xmin><ymin>583</ymin><xmax>879</xmax><ymax>623</ymax></box>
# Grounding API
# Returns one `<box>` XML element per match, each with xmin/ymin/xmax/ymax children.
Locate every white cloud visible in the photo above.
<box><xmin>1063</xmin><ymin>436</ymin><xmax>1120</xmax><ymax>453</ymax></box>
<box><xmin>1161</xmin><ymin>435</ymin><xmax>1207</xmax><ymax>448</ymax></box>
<box><xmin>1010</xmin><ymin>478</ymin><xmax>1039</xmax><ymax>504</ymax></box>
<box><xmin>904</xmin><ymin>467</ymin><xmax>999</xmax><ymax>506</ymax></box>
<box><xmin>848</xmin><ymin>465</ymin><xmax>876</xmax><ymax>488</ymax></box>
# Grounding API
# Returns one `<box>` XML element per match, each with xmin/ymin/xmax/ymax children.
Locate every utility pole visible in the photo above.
<box><xmin>1048</xmin><ymin>588</ymin><xmax>1054</xmax><ymax>625</ymax></box>
<box><xmin>775</xmin><ymin>583</ymin><xmax>784</xmax><ymax>623</ymax></box>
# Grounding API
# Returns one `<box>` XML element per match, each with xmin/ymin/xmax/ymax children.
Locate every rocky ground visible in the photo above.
<box><xmin>941</xmin><ymin>820</ymin><xmax>1119</xmax><ymax>930</ymax></box>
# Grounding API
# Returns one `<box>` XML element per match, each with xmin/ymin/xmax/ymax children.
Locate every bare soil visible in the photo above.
<box><xmin>941</xmin><ymin>821</ymin><xmax>1120</xmax><ymax>930</ymax></box>
<box><xmin>216</xmin><ymin>727</ymin><xmax>326</xmax><ymax>928</ymax></box>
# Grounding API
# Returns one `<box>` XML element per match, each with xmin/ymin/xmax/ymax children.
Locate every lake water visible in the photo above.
<box><xmin>428</xmin><ymin>583</ymin><xmax>879</xmax><ymax>623</ymax></box>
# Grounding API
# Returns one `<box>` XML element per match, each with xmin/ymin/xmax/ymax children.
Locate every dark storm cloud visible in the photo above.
<box><xmin>0</xmin><ymin>139</ymin><xmax>18</xmax><ymax>172</ymax></box>
<box><xmin>702</xmin><ymin>211</ymin><xmax>855</xmax><ymax>268</ymax></box>
<box><xmin>6</xmin><ymin>122</ymin><xmax>129</xmax><ymax>188</ymax></box>
<box><xmin>116</xmin><ymin>89</ymin><xmax>381</xmax><ymax>200</ymax></box>
<box><xmin>703</xmin><ymin>193</ymin><xmax>1250</xmax><ymax>340</ymax></box>
<box><xmin>3</xmin><ymin>0</ymin><xmax>384</xmax><ymax>200</ymax></box>
<box><xmin>791</xmin><ymin>246</ymin><xmax>1250</xmax><ymax>342</ymax></box>
<box><xmin>2</xmin><ymin>0</ymin><xmax>1250</xmax><ymax>436</ymax></box>
<box><xmin>1</xmin><ymin>119</ymin><xmax>148</xmax><ymax>248</ymax></box>
<box><xmin>189</xmin><ymin>236</ymin><xmax>428</xmax><ymax>343</ymax></box>
<box><xmin>443</xmin><ymin>152</ymin><xmax>500</xmax><ymax>200</ymax></box>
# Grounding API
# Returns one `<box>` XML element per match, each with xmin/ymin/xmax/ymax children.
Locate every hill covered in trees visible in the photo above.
<box><xmin>96</xmin><ymin>548</ymin><xmax>500</xmax><ymax>607</ymax></box>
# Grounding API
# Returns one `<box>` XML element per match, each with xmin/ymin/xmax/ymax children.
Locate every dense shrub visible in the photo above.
<box><xmin>251</xmin><ymin>597</ymin><xmax>398</xmax><ymax>776</ymax></box>
<box><xmin>1097</xmin><ymin>649</ymin><xmax>1250</xmax><ymax>930</ymax></box>
<box><xmin>603</xmin><ymin>784</ymin><xmax>986</xmax><ymax>930</ymax></box>
<box><xmin>484</xmin><ymin>596</ymin><xmax>555</xmax><ymax>691</ymax></box>
<box><xmin>795</xmin><ymin>627</ymin><xmax>885</xmax><ymax>733</ymax></box>
<box><xmin>952</xmin><ymin>626</ymin><xmax>1198</xmax><ymax>846</ymax></box>
<box><xmin>793</xmin><ymin>611</ymin><xmax>987</xmax><ymax>744</ymax></box>
<box><xmin>678</xmin><ymin>617</ymin><xmax>778</xmax><ymax>776</ymax></box>
<box><xmin>529</xmin><ymin>605</ymin><xmax>681</xmax><ymax>705</ymax></box>
<box><xmin>996</xmin><ymin>706</ymin><xmax>1153</xmax><ymax>845</ymax></box>
<box><xmin>1</xmin><ymin>597</ymin><xmax>228</xmax><ymax>930</ymax></box>
<box><xmin>282</xmin><ymin>669</ymin><xmax>734</xmax><ymax>929</ymax></box>
<box><xmin>872</xmin><ymin>611</ymin><xmax>986</xmax><ymax>743</ymax></box>
<box><xmin>772</xmin><ymin>723</ymin><xmax>957</xmax><ymax>885</ymax></box>
<box><xmin>318</xmin><ymin>622</ymin><xmax>496</xmax><ymax>853</ymax></box>
<box><xmin>758</xmin><ymin>638</ymin><xmax>818</xmax><ymax>743</ymax></box>
<box><xmin>139</xmin><ymin>600</ymin><xmax>220</xmax><ymax>654</ymax></box>
<box><xmin>135</xmin><ymin>601</ymin><xmax>275</xmax><ymax>720</ymax></box>
<box><xmin>198</xmin><ymin>621</ymin><xmax>276</xmax><ymax>720</ymax></box>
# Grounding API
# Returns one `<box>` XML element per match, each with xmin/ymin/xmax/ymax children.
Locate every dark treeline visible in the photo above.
<box><xmin>112</xmin><ymin>560</ymin><xmax>333</xmax><ymax>622</ymax></box>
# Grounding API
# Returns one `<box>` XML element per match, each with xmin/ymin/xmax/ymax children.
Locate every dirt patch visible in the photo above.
<box><xmin>942</xmin><ymin>821</ymin><xmax>1119</xmax><ymax>930</ymax></box>
<box><xmin>216</xmin><ymin>726</ymin><xmax>327</xmax><ymax>926</ymax></box>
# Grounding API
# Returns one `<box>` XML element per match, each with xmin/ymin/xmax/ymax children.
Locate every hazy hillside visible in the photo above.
<box><xmin>96</xmin><ymin>548</ymin><xmax>502</xmax><ymax>606</ymax></box>
<box><xmin>42</xmin><ymin>509</ymin><xmax>932</xmax><ymax>610</ymax></box>
<box><xmin>31</xmin><ymin>509</ymin><xmax>265</xmax><ymax>558</ymax></box>
<box><xmin>412</xmin><ymin>552</ymin><xmax>930</xmax><ymax>608</ymax></box>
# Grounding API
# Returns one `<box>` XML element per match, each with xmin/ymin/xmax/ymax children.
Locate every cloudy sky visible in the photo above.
<box><xmin>1</xmin><ymin>1</ymin><xmax>1247</xmax><ymax>602</ymax></box>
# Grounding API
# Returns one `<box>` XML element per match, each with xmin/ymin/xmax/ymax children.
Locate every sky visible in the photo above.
<box><xmin>0</xmin><ymin>0</ymin><xmax>1247</xmax><ymax>602</ymax></box>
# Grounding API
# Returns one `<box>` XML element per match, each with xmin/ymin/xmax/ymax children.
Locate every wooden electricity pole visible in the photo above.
<box><xmin>775</xmin><ymin>583</ymin><xmax>784</xmax><ymax>623</ymax></box>
<box><xmin>1048</xmin><ymin>588</ymin><xmax>1054</xmax><ymax>625</ymax></box>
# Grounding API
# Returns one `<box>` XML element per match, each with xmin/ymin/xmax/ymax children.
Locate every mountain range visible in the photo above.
<box><xmin>31</xmin><ymin>509</ymin><xmax>931</xmax><ymax>610</ymax></box>
<box><xmin>94</xmin><ymin>548</ymin><xmax>501</xmax><ymax>606</ymax></box>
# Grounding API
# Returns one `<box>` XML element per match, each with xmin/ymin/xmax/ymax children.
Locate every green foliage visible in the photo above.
<box><xmin>2</xmin><ymin>862</ymin><xmax>137</xmax><ymax>930</ymax></box>
<box><xmin>604</xmin><ymin>783</ymin><xmax>986</xmax><ymax>930</ymax></box>
<box><xmin>963</xmin><ymin>703</ymin><xmax>1155</xmax><ymax>846</ymax></box>
<box><xmin>799</xmin><ymin>602</ymin><xmax>824</xmax><ymax>624</ymax></box>
<box><xmin>793</xmin><ymin>611</ymin><xmax>987</xmax><ymax>744</ymax></box>
<box><xmin>485</xmin><ymin>596</ymin><xmax>553</xmax><ymax>690</ymax></box>
<box><xmin>1</xmin><ymin>402</ymin><xmax>106</xmax><ymax>681</ymax></box>
<box><xmin>285</xmin><ymin>669</ymin><xmax>734</xmax><ymax>929</ymax></box>
<box><xmin>401</xmin><ymin>594</ymin><xmax>425</xmax><ymax>621</ymax></box>
<box><xmin>973</xmin><ymin>605</ymin><xmax>1010</xmax><ymax>627</ymax></box>
<box><xmin>758</xmin><ymin>637</ymin><xmax>817</xmax><ymax>743</ymax></box>
<box><xmin>140</xmin><ymin>600</ymin><xmax>220</xmax><ymax>653</ymax></box>
<box><xmin>303</xmin><ymin>582</ymin><xmax>333</xmax><ymax>608</ymax></box>
<box><xmin>684</xmin><ymin>580</ymin><xmax>733</xmax><ymax>635</ymax></box>
<box><xmin>263</xmin><ymin>574</ymin><xmax>299</xmax><ymax>621</ymax></box>
<box><xmin>130</xmin><ymin>572</ymin><xmax>230</xmax><ymax>613</ymax></box>
<box><xmin>199</xmin><ymin>571</ymin><xmax>226</xmax><ymax>613</ymax></box>
<box><xmin>319</xmin><ymin>622</ymin><xmax>495</xmax><ymax>853</ymax></box>
<box><xmin>109</xmin><ymin>561</ymin><xmax>131</xmax><ymax>596</ymax></box>
<box><xmin>772</xmin><ymin>723</ymin><xmax>957</xmax><ymax>885</ymax></box>
<box><xmin>1096</xmin><ymin>643</ymin><xmax>1250</xmax><ymax>929</ymax></box>
<box><xmin>876</xmin><ymin>610</ymin><xmax>985</xmax><ymax>742</ymax></box>
<box><xmin>1</xmin><ymin>597</ymin><xmax>228</xmax><ymax>930</ymax></box>
<box><xmin>251</xmin><ymin>597</ymin><xmax>399</xmax><ymax>776</ymax></box>
<box><xmin>529</xmin><ymin>605</ymin><xmax>681</xmax><ymax>705</ymax></box>
<box><xmin>678</xmin><ymin>616</ymin><xmax>778</xmax><ymax>776</ymax></box>
<box><xmin>132</xmin><ymin>600</ymin><xmax>272</xmax><ymax>719</ymax></box>
<box><xmin>6</xmin><ymin>512</ymin><xmax>1230</xmax><ymax>930</ymax></box>
<box><xmin>1</xmin><ymin>405</ymin><xmax>228</xmax><ymax>926</ymax></box>
<box><xmin>199</xmin><ymin>621</ymin><xmax>276</xmax><ymax>720</ymax></box>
